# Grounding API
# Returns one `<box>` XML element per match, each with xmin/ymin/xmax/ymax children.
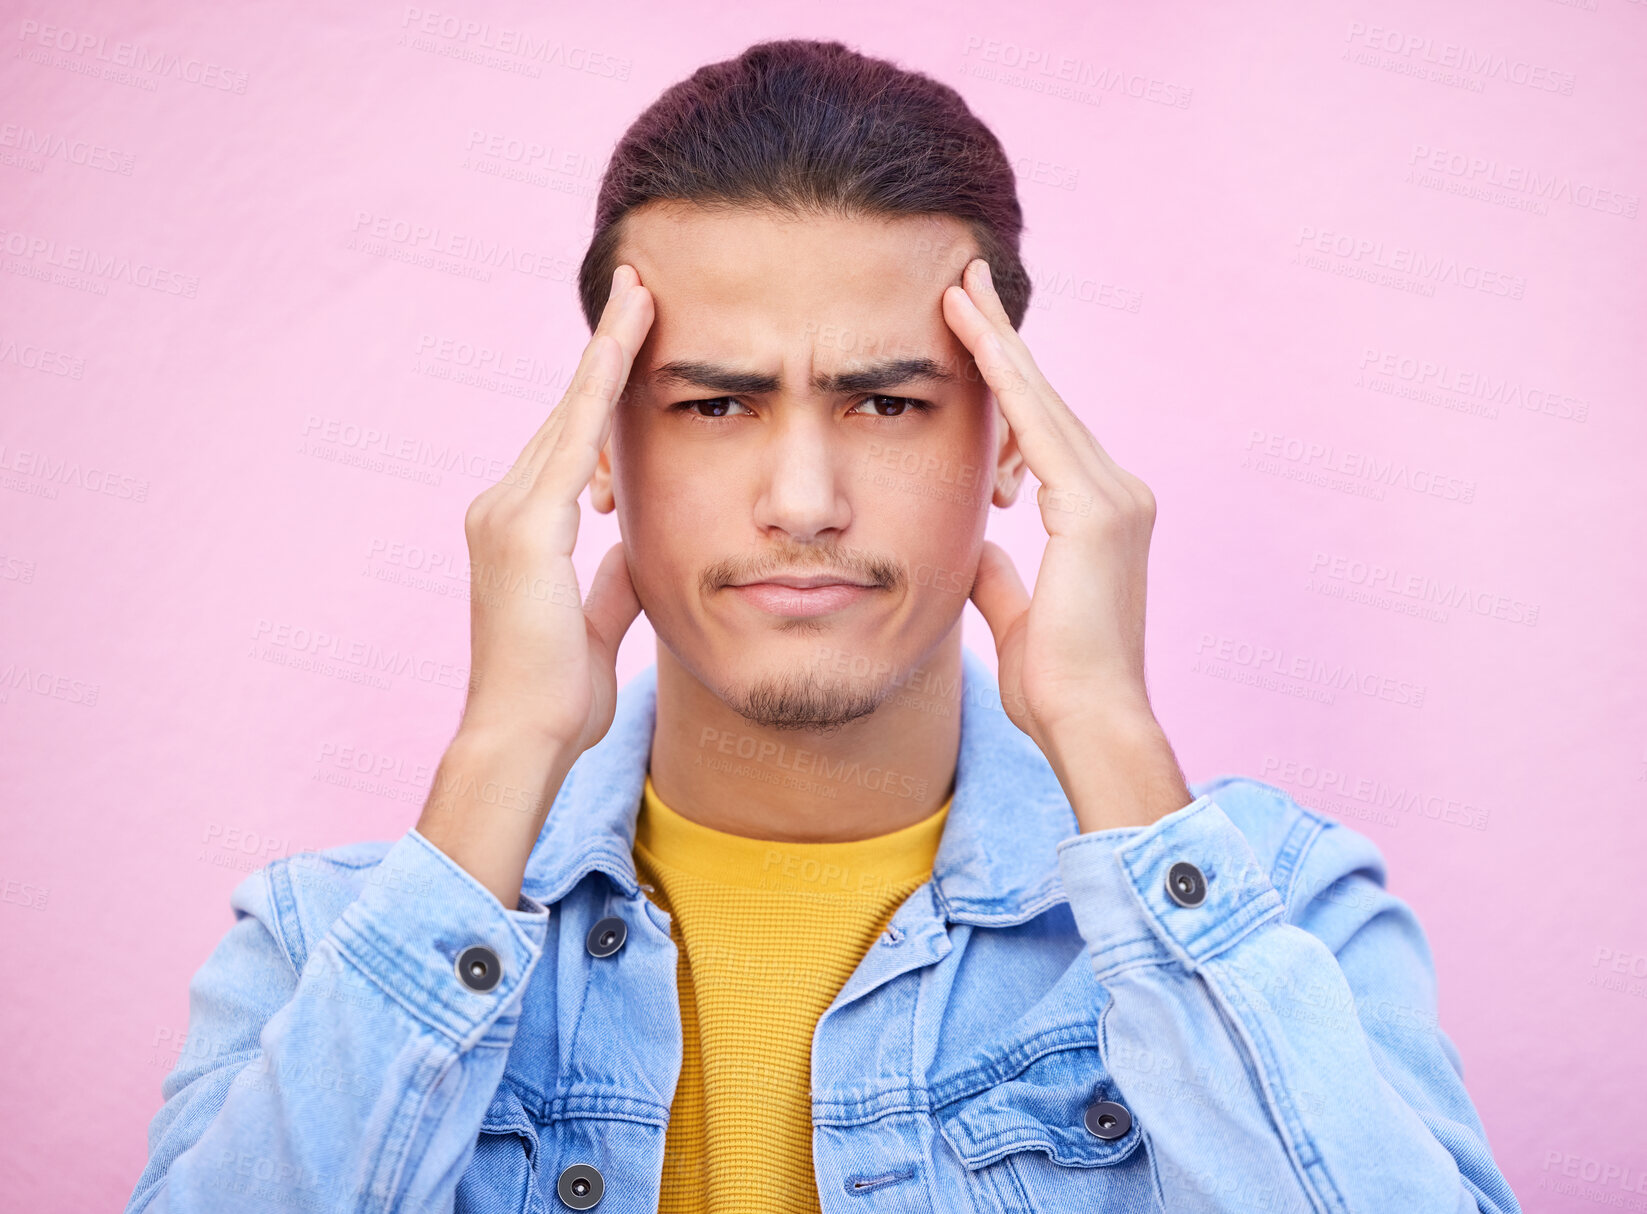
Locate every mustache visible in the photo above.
<box><xmin>702</xmin><ymin>548</ymin><xmax>903</xmax><ymax>591</ymax></box>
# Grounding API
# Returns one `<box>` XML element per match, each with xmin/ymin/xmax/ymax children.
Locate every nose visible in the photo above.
<box><xmin>753</xmin><ymin>411</ymin><xmax>853</xmax><ymax>542</ymax></box>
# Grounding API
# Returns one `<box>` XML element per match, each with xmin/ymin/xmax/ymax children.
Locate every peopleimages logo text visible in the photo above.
<box><xmin>1343</xmin><ymin>22</ymin><xmax>1576</xmax><ymax>94</ymax></box>
<box><xmin>1295</xmin><ymin>227</ymin><xmax>1525</xmax><ymax>299</ymax></box>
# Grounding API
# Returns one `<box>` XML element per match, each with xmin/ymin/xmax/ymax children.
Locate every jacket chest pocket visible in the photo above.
<box><xmin>457</xmin><ymin>1082</ymin><xmax>548</xmax><ymax>1214</ymax></box>
<box><xmin>469</xmin><ymin>1095</ymin><xmax>669</xmax><ymax>1214</ymax></box>
<box><xmin>934</xmin><ymin>1043</ymin><xmax>1153</xmax><ymax>1213</ymax></box>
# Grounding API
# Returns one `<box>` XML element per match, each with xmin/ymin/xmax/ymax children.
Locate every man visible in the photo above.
<box><xmin>126</xmin><ymin>38</ymin><xmax>1519</xmax><ymax>1214</ymax></box>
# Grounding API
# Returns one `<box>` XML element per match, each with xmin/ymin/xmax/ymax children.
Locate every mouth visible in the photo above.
<box><xmin>726</xmin><ymin>576</ymin><xmax>880</xmax><ymax>618</ymax></box>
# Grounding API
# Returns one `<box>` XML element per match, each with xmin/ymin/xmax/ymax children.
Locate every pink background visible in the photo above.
<box><xmin>3</xmin><ymin>1</ymin><xmax>1643</xmax><ymax>1209</ymax></box>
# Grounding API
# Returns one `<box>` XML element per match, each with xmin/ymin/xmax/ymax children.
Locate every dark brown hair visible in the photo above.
<box><xmin>576</xmin><ymin>38</ymin><xmax>1031</xmax><ymax>331</ymax></box>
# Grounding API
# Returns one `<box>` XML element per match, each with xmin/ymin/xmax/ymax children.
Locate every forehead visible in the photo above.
<box><xmin>616</xmin><ymin>201</ymin><xmax>979</xmax><ymax>370</ymax></box>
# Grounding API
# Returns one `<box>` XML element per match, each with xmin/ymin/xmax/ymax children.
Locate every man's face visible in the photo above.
<box><xmin>590</xmin><ymin>201</ymin><xmax>1022</xmax><ymax>731</ymax></box>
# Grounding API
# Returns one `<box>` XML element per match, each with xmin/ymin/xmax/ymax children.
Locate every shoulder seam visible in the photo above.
<box><xmin>262</xmin><ymin>858</ymin><xmax>307</xmax><ymax>973</ymax></box>
<box><xmin>290</xmin><ymin>841</ymin><xmax>397</xmax><ymax>870</ymax></box>
<box><xmin>1274</xmin><ymin>812</ymin><xmax>1331</xmax><ymax>911</ymax></box>
<box><xmin>1202</xmin><ymin>775</ymin><xmax>1338</xmax><ymax>908</ymax></box>
<box><xmin>256</xmin><ymin>841</ymin><xmax>400</xmax><ymax>973</ymax></box>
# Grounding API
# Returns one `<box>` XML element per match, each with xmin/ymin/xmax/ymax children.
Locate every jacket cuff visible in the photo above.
<box><xmin>1056</xmin><ymin>794</ymin><xmax>1285</xmax><ymax>977</ymax></box>
<box><xmin>322</xmin><ymin>828</ymin><xmax>550</xmax><ymax>1045</ymax></box>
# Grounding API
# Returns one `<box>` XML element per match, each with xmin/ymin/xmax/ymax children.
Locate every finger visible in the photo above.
<box><xmin>503</xmin><ymin>265</ymin><xmax>628</xmax><ymax>485</ymax></box>
<box><xmin>943</xmin><ymin>277</ymin><xmax>1094</xmax><ymax>494</ymax></box>
<box><xmin>515</xmin><ymin>264</ymin><xmax>653</xmax><ymax>496</ymax></box>
<box><xmin>968</xmin><ymin>539</ymin><xmax>1031</xmax><ymax>655</ymax></box>
<box><xmin>582</xmin><ymin>541</ymin><xmax>643</xmax><ymax>662</ymax></box>
<box><xmin>956</xmin><ymin>260</ymin><xmax>1063</xmax><ymax>407</ymax></box>
<box><xmin>524</xmin><ymin>264</ymin><xmax>644</xmax><ymax>466</ymax></box>
<box><xmin>516</xmin><ymin>263</ymin><xmax>649</xmax><ymax>482</ymax></box>
<box><xmin>950</xmin><ymin>260</ymin><xmax>1122</xmax><ymax>480</ymax></box>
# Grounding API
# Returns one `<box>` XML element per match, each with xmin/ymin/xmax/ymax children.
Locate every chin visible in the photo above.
<box><xmin>715</xmin><ymin>645</ymin><xmax>890</xmax><ymax>734</ymax></box>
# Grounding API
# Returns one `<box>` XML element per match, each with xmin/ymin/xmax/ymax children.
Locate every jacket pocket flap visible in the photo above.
<box><xmin>480</xmin><ymin>1081</ymin><xmax>539</xmax><ymax>1160</ymax></box>
<box><xmin>935</xmin><ymin>1043</ymin><xmax>1140</xmax><ymax>1170</ymax></box>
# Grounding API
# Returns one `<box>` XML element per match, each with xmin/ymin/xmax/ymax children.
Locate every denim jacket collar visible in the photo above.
<box><xmin>520</xmin><ymin>646</ymin><xmax>1081</xmax><ymax>927</ymax></box>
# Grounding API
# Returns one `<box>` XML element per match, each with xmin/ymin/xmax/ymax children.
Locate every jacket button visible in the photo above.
<box><xmin>1083</xmin><ymin>1099</ymin><xmax>1132</xmax><ymax>1140</ymax></box>
<box><xmin>455</xmin><ymin>945</ymin><xmax>501</xmax><ymax>993</ymax></box>
<box><xmin>1165</xmin><ymin>860</ymin><xmax>1207</xmax><ymax>907</ymax></box>
<box><xmin>557</xmin><ymin>1162</ymin><xmax>604</xmax><ymax>1209</ymax></box>
<box><xmin>586</xmin><ymin>916</ymin><xmax>628</xmax><ymax>958</ymax></box>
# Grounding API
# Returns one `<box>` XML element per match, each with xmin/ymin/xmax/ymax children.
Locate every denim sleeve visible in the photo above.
<box><xmin>124</xmin><ymin>829</ymin><xmax>549</xmax><ymax>1213</ymax></box>
<box><xmin>1055</xmin><ymin>782</ymin><xmax>1520</xmax><ymax>1214</ymax></box>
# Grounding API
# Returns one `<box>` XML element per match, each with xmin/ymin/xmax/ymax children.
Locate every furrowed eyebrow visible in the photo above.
<box><xmin>648</xmin><ymin>357</ymin><xmax>954</xmax><ymax>395</ymax></box>
<box><xmin>822</xmin><ymin>358</ymin><xmax>954</xmax><ymax>394</ymax></box>
<box><xmin>649</xmin><ymin>362</ymin><xmax>781</xmax><ymax>394</ymax></box>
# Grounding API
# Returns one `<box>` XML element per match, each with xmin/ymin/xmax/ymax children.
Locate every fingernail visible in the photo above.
<box><xmin>611</xmin><ymin>265</ymin><xmax>624</xmax><ymax>293</ymax></box>
<box><xmin>977</xmin><ymin>260</ymin><xmax>993</xmax><ymax>290</ymax></box>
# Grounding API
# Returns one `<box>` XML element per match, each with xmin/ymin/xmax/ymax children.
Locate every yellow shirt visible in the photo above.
<box><xmin>632</xmin><ymin>772</ymin><xmax>951</xmax><ymax>1213</ymax></box>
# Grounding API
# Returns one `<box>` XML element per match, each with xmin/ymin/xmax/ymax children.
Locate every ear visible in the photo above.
<box><xmin>589</xmin><ymin>438</ymin><xmax>615</xmax><ymax>513</ymax></box>
<box><xmin>989</xmin><ymin>394</ymin><xmax>1027</xmax><ymax>508</ymax></box>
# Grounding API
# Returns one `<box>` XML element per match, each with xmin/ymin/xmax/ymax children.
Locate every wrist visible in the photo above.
<box><xmin>1043</xmin><ymin>712</ymin><xmax>1190</xmax><ymax>833</ymax></box>
<box><xmin>416</xmin><ymin>725</ymin><xmax>578</xmax><ymax>907</ymax></box>
<box><xmin>456</xmin><ymin>696</ymin><xmax>585</xmax><ymax>757</ymax></box>
<box><xmin>426</xmin><ymin>725</ymin><xmax>576</xmax><ymax>825</ymax></box>
<box><xmin>449</xmin><ymin>717</ymin><xmax>581</xmax><ymax>767</ymax></box>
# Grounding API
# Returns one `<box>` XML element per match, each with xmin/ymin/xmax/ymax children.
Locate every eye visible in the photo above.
<box><xmin>672</xmin><ymin>397</ymin><xmax>754</xmax><ymax>421</ymax></box>
<box><xmin>669</xmin><ymin>395</ymin><xmax>934</xmax><ymax>423</ymax></box>
<box><xmin>848</xmin><ymin>395</ymin><xmax>934</xmax><ymax>418</ymax></box>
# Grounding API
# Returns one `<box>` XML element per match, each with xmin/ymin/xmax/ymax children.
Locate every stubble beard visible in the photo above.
<box><xmin>724</xmin><ymin>665</ymin><xmax>884</xmax><ymax>734</ymax></box>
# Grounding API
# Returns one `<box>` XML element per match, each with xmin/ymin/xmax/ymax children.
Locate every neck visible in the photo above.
<box><xmin>646</xmin><ymin>628</ymin><xmax>963</xmax><ymax>843</ymax></box>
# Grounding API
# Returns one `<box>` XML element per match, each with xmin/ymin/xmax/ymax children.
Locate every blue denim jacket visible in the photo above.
<box><xmin>127</xmin><ymin>647</ymin><xmax>1519</xmax><ymax>1213</ymax></box>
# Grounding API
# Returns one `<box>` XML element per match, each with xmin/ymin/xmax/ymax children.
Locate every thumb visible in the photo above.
<box><xmin>583</xmin><ymin>542</ymin><xmax>643</xmax><ymax>662</ymax></box>
<box><xmin>969</xmin><ymin>540</ymin><xmax>1031</xmax><ymax>654</ymax></box>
